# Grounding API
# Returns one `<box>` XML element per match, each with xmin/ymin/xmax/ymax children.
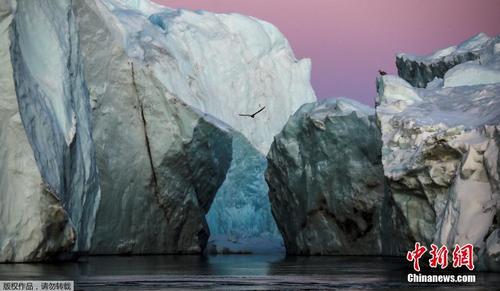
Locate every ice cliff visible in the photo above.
<box><xmin>1</xmin><ymin>0</ymin><xmax>315</xmax><ymax>260</ymax></box>
<box><xmin>266</xmin><ymin>98</ymin><xmax>409</xmax><ymax>255</ymax></box>
<box><xmin>0</xmin><ymin>0</ymin><xmax>100</xmax><ymax>262</ymax></box>
<box><xmin>377</xmin><ymin>34</ymin><xmax>500</xmax><ymax>271</ymax></box>
<box><xmin>113</xmin><ymin>0</ymin><xmax>316</xmax><ymax>154</ymax></box>
<box><xmin>92</xmin><ymin>0</ymin><xmax>313</xmax><ymax>250</ymax></box>
<box><xmin>75</xmin><ymin>0</ymin><xmax>233</xmax><ymax>255</ymax></box>
<box><xmin>396</xmin><ymin>33</ymin><xmax>488</xmax><ymax>88</ymax></box>
<box><xmin>2</xmin><ymin>0</ymin><xmax>499</xmax><ymax>270</ymax></box>
<box><xmin>0</xmin><ymin>0</ymin><xmax>237</xmax><ymax>261</ymax></box>
<box><xmin>206</xmin><ymin>133</ymin><xmax>283</xmax><ymax>254</ymax></box>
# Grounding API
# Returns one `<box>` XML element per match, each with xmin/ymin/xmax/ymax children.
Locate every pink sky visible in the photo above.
<box><xmin>155</xmin><ymin>0</ymin><xmax>500</xmax><ymax>105</ymax></box>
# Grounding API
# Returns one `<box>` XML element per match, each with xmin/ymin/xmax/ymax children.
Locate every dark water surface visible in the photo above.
<box><xmin>0</xmin><ymin>255</ymin><xmax>498</xmax><ymax>290</ymax></box>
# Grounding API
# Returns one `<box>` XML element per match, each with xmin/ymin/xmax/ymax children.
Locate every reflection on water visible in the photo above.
<box><xmin>0</xmin><ymin>255</ymin><xmax>498</xmax><ymax>290</ymax></box>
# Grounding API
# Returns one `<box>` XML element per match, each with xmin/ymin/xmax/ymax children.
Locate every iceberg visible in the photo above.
<box><xmin>96</xmin><ymin>0</ymin><xmax>316</xmax><ymax>154</ymax></box>
<box><xmin>377</xmin><ymin>34</ymin><xmax>500</xmax><ymax>271</ymax></box>
<box><xmin>1</xmin><ymin>0</ymin><xmax>237</xmax><ymax>260</ymax></box>
<box><xmin>0</xmin><ymin>0</ymin><xmax>100</xmax><ymax>262</ymax></box>
<box><xmin>0</xmin><ymin>0</ymin><xmax>331</xmax><ymax>259</ymax></box>
<box><xmin>91</xmin><ymin>0</ymin><xmax>315</xmax><ymax>249</ymax></box>
<box><xmin>206</xmin><ymin>133</ymin><xmax>283</xmax><ymax>254</ymax></box>
<box><xmin>266</xmin><ymin>98</ymin><xmax>408</xmax><ymax>255</ymax></box>
<box><xmin>396</xmin><ymin>33</ymin><xmax>492</xmax><ymax>88</ymax></box>
<box><xmin>75</xmin><ymin>0</ymin><xmax>233</xmax><ymax>255</ymax></box>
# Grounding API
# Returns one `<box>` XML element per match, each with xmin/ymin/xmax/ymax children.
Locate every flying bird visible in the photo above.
<box><xmin>378</xmin><ymin>70</ymin><xmax>387</xmax><ymax>76</ymax></box>
<box><xmin>239</xmin><ymin>106</ymin><xmax>266</xmax><ymax>118</ymax></box>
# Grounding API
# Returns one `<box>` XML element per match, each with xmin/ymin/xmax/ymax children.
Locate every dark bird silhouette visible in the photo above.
<box><xmin>239</xmin><ymin>106</ymin><xmax>266</xmax><ymax>118</ymax></box>
<box><xmin>378</xmin><ymin>70</ymin><xmax>387</xmax><ymax>76</ymax></box>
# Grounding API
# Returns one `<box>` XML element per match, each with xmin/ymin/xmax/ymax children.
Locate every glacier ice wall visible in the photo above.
<box><xmin>92</xmin><ymin>0</ymin><xmax>316</xmax><ymax>251</ymax></box>
<box><xmin>1</xmin><ymin>0</ymin><xmax>236</xmax><ymax>260</ymax></box>
<box><xmin>206</xmin><ymin>133</ymin><xmax>283</xmax><ymax>253</ymax></box>
<box><xmin>377</xmin><ymin>34</ymin><xmax>500</xmax><ymax>271</ymax></box>
<box><xmin>75</xmin><ymin>0</ymin><xmax>233</xmax><ymax>255</ymax></box>
<box><xmin>266</xmin><ymin>98</ymin><xmax>409</xmax><ymax>255</ymax></box>
<box><xmin>1</xmin><ymin>0</ymin><xmax>316</xmax><ymax>259</ymax></box>
<box><xmin>396</xmin><ymin>33</ymin><xmax>491</xmax><ymax>88</ymax></box>
<box><xmin>0</xmin><ymin>0</ymin><xmax>75</xmax><ymax>262</ymax></box>
<box><xmin>10</xmin><ymin>0</ymin><xmax>101</xmax><ymax>254</ymax></box>
<box><xmin>98</xmin><ymin>0</ymin><xmax>316</xmax><ymax>154</ymax></box>
<box><xmin>0</xmin><ymin>0</ymin><xmax>100</xmax><ymax>261</ymax></box>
